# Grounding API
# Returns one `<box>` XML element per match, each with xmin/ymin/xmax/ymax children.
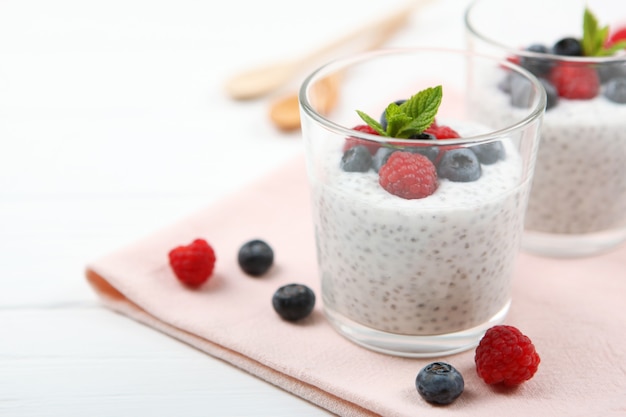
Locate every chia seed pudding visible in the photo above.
<box><xmin>311</xmin><ymin>122</ymin><xmax>529</xmax><ymax>336</ymax></box>
<box><xmin>526</xmin><ymin>98</ymin><xmax>626</xmax><ymax>234</ymax></box>
<box><xmin>473</xmin><ymin>69</ymin><xmax>626</xmax><ymax>237</ymax></box>
<box><xmin>464</xmin><ymin>0</ymin><xmax>626</xmax><ymax>252</ymax></box>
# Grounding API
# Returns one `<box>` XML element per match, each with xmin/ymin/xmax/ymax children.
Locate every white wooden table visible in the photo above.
<box><xmin>0</xmin><ymin>0</ymin><xmax>471</xmax><ymax>414</ymax></box>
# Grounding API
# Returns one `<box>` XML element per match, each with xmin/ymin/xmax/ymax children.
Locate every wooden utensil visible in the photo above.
<box><xmin>268</xmin><ymin>72</ymin><xmax>341</xmax><ymax>131</ymax></box>
<box><xmin>267</xmin><ymin>0</ymin><xmax>432</xmax><ymax>131</ymax></box>
<box><xmin>224</xmin><ymin>0</ymin><xmax>428</xmax><ymax>101</ymax></box>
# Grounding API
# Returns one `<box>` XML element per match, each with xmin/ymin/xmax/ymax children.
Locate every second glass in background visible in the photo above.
<box><xmin>465</xmin><ymin>0</ymin><xmax>626</xmax><ymax>257</ymax></box>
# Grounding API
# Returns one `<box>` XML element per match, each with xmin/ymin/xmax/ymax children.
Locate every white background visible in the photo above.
<box><xmin>0</xmin><ymin>0</ymin><xmax>473</xmax><ymax>415</ymax></box>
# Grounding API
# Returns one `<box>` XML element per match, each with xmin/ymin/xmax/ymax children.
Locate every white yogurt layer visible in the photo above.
<box><xmin>475</xmin><ymin>72</ymin><xmax>626</xmax><ymax>235</ymax></box>
<box><xmin>527</xmin><ymin>98</ymin><xmax>626</xmax><ymax>233</ymax></box>
<box><xmin>310</xmin><ymin>123</ymin><xmax>529</xmax><ymax>335</ymax></box>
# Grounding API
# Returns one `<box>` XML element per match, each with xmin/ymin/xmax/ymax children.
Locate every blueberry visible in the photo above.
<box><xmin>405</xmin><ymin>132</ymin><xmax>438</xmax><ymax>163</ymax></box>
<box><xmin>497</xmin><ymin>73</ymin><xmax>512</xmax><ymax>94</ymax></box>
<box><xmin>552</xmin><ymin>37</ymin><xmax>582</xmax><ymax>56</ymax></box>
<box><xmin>340</xmin><ymin>145</ymin><xmax>372</xmax><ymax>172</ymax></box>
<box><xmin>539</xmin><ymin>78</ymin><xmax>559</xmax><ymax>110</ymax></box>
<box><xmin>597</xmin><ymin>64</ymin><xmax>626</xmax><ymax>83</ymax></box>
<box><xmin>437</xmin><ymin>148</ymin><xmax>481</xmax><ymax>182</ymax></box>
<box><xmin>504</xmin><ymin>71</ymin><xmax>557</xmax><ymax>110</ymax></box>
<box><xmin>415</xmin><ymin>362</ymin><xmax>464</xmax><ymax>405</ymax></box>
<box><xmin>603</xmin><ymin>77</ymin><xmax>626</xmax><ymax>104</ymax></box>
<box><xmin>508</xmin><ymin>72</ymin><xmax>534</xmax><ymax>108</ymax></box>
<box><xmin>380</xmin><ymin>99</ymin><xmax>406</xmax><ymax>130</ymax></box>
<box><xmin>372</xmin><ymin>147</ymin><xmax>396</xmax><ymax>172</ymax></box>
<box><xmin>405</xmin><ymin>145</ymin><xmax>439</xmax><ymax>163</ymax></box>
<box><xmin>520</xmin><ymin>43</ymin><xmax>553</xmax><ymax>76</ymax></box>
<box><xmin>409</xmin><ymin>132</ymin><xmax>436</xmax><ymax>140</ymax></box>
<box><xmin>471</xmin><ymin>140</ymin><xmax>505</xmax><ymax>165</ymax></box>
<box><xmin>526</xmin><ymin>43</ymin><xmax>549</xmax><ymax>54</ymax></box>
<box><xmin>272</xmin><ymin>283</ymin><xmax>316</xmax><ymax>321</ymax></box>
<box><xmin>238</xmin><ymin>239</ymin><xmax>274</xmax><ymax>276</ymax></box>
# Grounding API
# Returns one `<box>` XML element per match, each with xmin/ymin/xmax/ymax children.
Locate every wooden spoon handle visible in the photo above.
<box><xmin>294</xmin><ymin>0</ymin><xmax>423</xmax><ymax>72</ymax></box>
<box><xmin>269</xmin><ymin>0</ymin><xmax>430</xmax><ymax>131</ymax></box>
<box><xmin>226</xmin><ymin>0</ymin><xmax>429</xmax><ymax>100</ymax></box>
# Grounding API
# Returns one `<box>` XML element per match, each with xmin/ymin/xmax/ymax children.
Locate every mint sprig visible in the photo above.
<box><xmin>356</xmin><ymin>85</ymin><xmax>442</xmax><ymax>138</ymax></box>
<box><xmin>582</xmin><ymin>7</ymin><xmax>626</xmax><ymax>57</ymax></box>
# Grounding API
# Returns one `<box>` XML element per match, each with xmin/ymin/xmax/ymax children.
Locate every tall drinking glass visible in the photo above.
<box><xmin>299</xmin><ymin>48</ymin><xmax>545</xmax><ymax>357</ymax></box>
<box><xmin>466</xmin><ymin>0</ymin><xmax>626</xmax><ymax>257</ymax></box>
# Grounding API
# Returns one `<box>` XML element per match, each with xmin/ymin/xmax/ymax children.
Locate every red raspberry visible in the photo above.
<box><xmin>475</xmin><ymin>325</ymin><xmax>541</xmax><ymax>386</ymax></box>
<box><xmin>342</xmin><ymin>124</ymin><xmax>381</xmax><ymax>155</ymax></box>
<box><xmin>507</xmin><ymin>54</ymin><xmax>521</xmax><ymax>65</ymax></box>
<box><xmin>378</xmin><ymin>151</ymin><xmax>438</xmax><ymax>199</ymax></box>
<box><xmin>425</xmin><ymin>123</ymin><xmax>461</xmax><ymax>164</ymax></box>
<box><xmin>168</xmin><ymin>238</ymin><xmax>216</xmax><ymax>287</ymax></box>
<box><xmin>607</xmin><ymin>26</ymin><xmax>626</xmax><ymax>47</ymax></box>
<box><xmin>425</xmin><ymin>124</ymin><xmax>460</xmax><ymax>140</ymax></box>
<box><xmin>549</xmin><ymin>64</ymin><xmax>599</xmax><ymax>99</ymax></box>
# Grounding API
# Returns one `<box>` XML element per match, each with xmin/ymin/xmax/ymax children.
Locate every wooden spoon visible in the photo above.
<box><xmin>268</xmin><ymin>1</ymin><xmax>425</xmax><ymax>132</ymax></box>
<box><xmin>269</xmin><ymin>73</ymin><xmax>341</xmax><ymax>131</ymax></box>
<box><xmin>224</xmin><ymin>0</ymin><xmax>428</xmax><ymax>101</ymax></box>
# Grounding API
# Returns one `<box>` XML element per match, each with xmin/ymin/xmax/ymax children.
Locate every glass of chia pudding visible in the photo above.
<box><xmin>465</xmin><ymin>0</ymin><xmax>626</xmax><ymax>257</ymax></box>
<box><xmin>298</xmin><ymin>48</ymin><xmax>545</xmax><ymax>357</ymax></box>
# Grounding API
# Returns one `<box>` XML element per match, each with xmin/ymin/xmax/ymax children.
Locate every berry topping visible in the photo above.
<box><xmin>552</xmin><ymin>37</ymin><xmax>583</xmax><ymax>56</ymax></box>
<box><xmin>409</xmin><ymin>132</ymin><xmax>436</xmax><ymax>140</ymax></box>
<box><xmin>437</xmin><ymin>148</ymin><xmax>482</xmax><ymax>182</ymax></box>
<box><xmin>352</xmin><ymin>123</ymin><xmax>379</xmax><ymax>135</ymax></box>
<box><xmin>372</xmin><ymin>147</ymin><xmax>396</xmax><ymax>172</ymax></box>
<box><xmin>520</xmin><ymin>44</ymin><xmax>553</xmax><ymax>76</ymax></box>
<box><xmin>393</xmin><ymin>132</ymin><xmax>439</xmax><ymax>164</ymax></box>
<box><xmin>415</xmin><ymin>362</ymin><xmax>464</xmax><ymax>405</ymax></box>
<box><xmin>501</xmin><ymin>7</ymin><xmax>626</xmax><ymax>110</ymax></box>
<box><xmin>238</xmin><ymin>239</ymin><xmax>274</xmax><ymax>277</ymax></box>
<box><xmin>378</xmin><ymin>151</ymin><xmax>438</xmax><ymax>199</ymax></box>
<box><xmin>607</xmin><ymin>26</ymin><xmax>626</xmax><ymax>48</ymax></box>
<box><xmin>539</xmin><ymin>78</ymin><xmax>560</xmax><ymax>110</ymax></box>
<box><xmin>508</xmin><ymin>72</ymin><xmax>534</xmax><ymax>108</ymax></box>
<box><xmin>272</xmin><ymin>283</ymin><xmax>316</xmax><ymax>321</ymax></box>
<box><xmin>424</xmin><ymin>124</ymin><xmax>460</xmax><ymax>139</ymax></box>
<box><xmin>505</xmin><ymin>54</ymin><xmax>521</xmax><ymax>66</ymax></box>
<box><xmin>501</xmin><ymin>71</ymin><xmax>558</xmax><ymax>110</ymax></box>
<box><xmin>406</xmin><ymin>144</ymin><xmax>439</xmax><ymax>164</ymax></box>
<box><xmin>549</xmin><ymin>64</ymin><xmax>600</xmax><ymax>99</ymax></box>
<box><xmin>603</xmin><ymin>77</ymin><xmax>626</xmax><ymax>103</ymax></box>
<box><xmin>342</xmin><ymin>124</ymin><xmax>381</xmax><ymax>155</ymax></box>
<box><xmin>597</xmin><ymin>64</ymin><xmax>626</xmax><ymax>83</ymax></box>
<box><xmin>423</xmin><ymin>123</ymin><xmax>461</xmax><ymax>163</ymax></box>
<box><xmin>472</xmin><ymin>141</ymin><xmax>505</xmax><ymax>165</ymax></box>
<box><xmin>474</xmin><ymin>325</ymin><xmax>541</xmax><ymax>386</ymax></box>
<box><xmin>341</xmin><ymin>145</ymin><xmax>373</xmax><ymax>172</ymax></box>
<box><xmin>357</xmin><ymin>86</ymin><xmax>442</xmax><ymax>138</ymax></box>
<box><xmin>168</xmin><ymin>238</ymin><xmax>216</xmax><ymax>288</ymax></box>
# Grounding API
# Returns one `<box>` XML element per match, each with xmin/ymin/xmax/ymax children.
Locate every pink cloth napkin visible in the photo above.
<box><xmin>86</xmin><ymin>155</ymin><xmax>626</xmax><ymax>417</ymax></box>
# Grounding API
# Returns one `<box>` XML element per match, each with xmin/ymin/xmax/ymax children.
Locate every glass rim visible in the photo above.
<box><xmin>464</xmin><ymin>0</ymin><xmax>626</xmax><ymax>65</ymax></box>
<box><xmin>298</xmin><ymin>47</ymin><xmax>546</xmax><ymax>146</ymax></box>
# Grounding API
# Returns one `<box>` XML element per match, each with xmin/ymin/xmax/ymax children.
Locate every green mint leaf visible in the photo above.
<box><xmin>582</xmin><ymin>7</ymin><xmax>599</xmax><ymax>56</ymax></box>
<box><xmin>383</xmin><ymin>103</ymin><xmax>408</xmax><ymax>137</ymax></box>
<box><xmin>582</xmin><ymin>7</ymin><xmax>624</xmax><ymax>56</ymax></box>
<box><xmin>402</xmin><ymin>85</ymin><xmax>443</xmax><ymax>133</ymax></box>
<box><xmin>598</xmin><ymin>40</ymin><xmax>626</xmax><ymax>56</ymax></box>
<box><xmin>356</xmin><ymin>110</ymin><xmax>386</xmax><ymax>136</ymax></box>
<box><xmin>355</xmin><ymin>85</ymin><xmax>442</xmax><ymax>138</ymax></box>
